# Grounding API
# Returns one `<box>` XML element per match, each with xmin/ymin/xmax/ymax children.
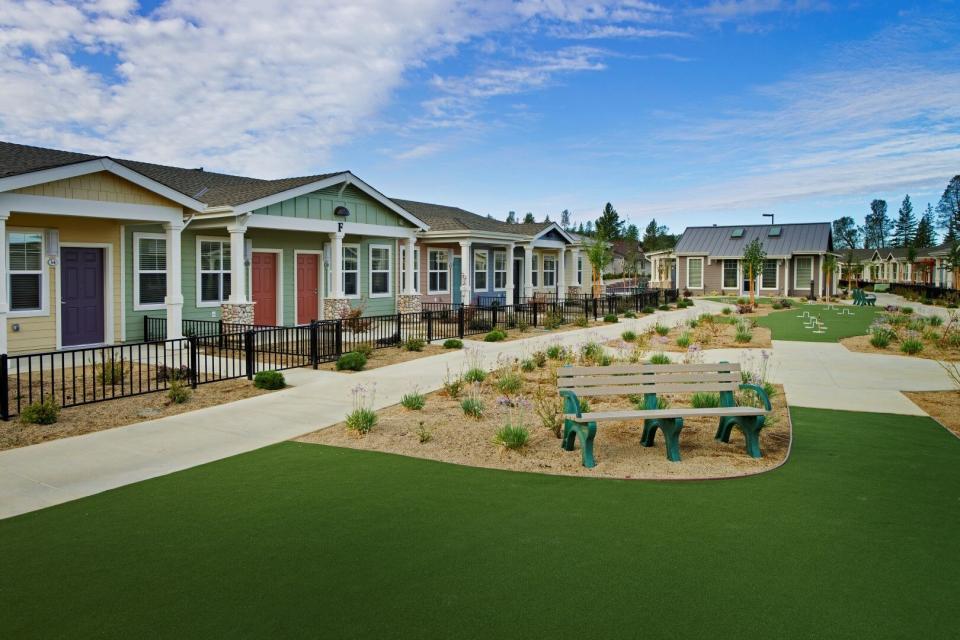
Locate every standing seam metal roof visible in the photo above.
<box><xmin>674</xmin><ymin>223</ymin><xmax>832</xmax><ymax>257</ymax></box>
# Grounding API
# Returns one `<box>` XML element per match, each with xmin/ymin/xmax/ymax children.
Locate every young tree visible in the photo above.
<box><xmin>642</xmin><ymin>219</ymin><xmax>673</xmax><ymax>251</ymax></box>
<box><xmin>936</xmin><ymin>175</ymin><xmax>960</xmax><ymax>243</ymax></box>
<box><xmin>594</xmin><ymin>202</ymin><xmax>623</xmax><ymax>240</ymax></box>
<box><xmin>523</xmin><ymin>212</ymin><xmax>535</xmax><ymax>224</ymax></box>
<box><xmin>906</xmin><ymin>245</ymin><xmax>918</xmax><ymax>283</ymax></box>
<box><xmin>622</xmin><ymin>224</ymin><xmax>642</xmax><ymax>285</ymax></box>
<box><xmin>586</xmin><ymin>232</ymin><xmax>612</xmax><ymax>296</ymax></box>
<box><xmin>914</xmin><ymin>204</ymin><xmax>937</xmax><ymax>247</ymax></box>
<box><xmin>892</xmin><ymin>195</ymin><xmax>916</xmax><ymax>247</ymax></box>
<box><xmin>863</xmin><ymin>199</ymin><xmax>890</xmax><ymax>249</ymax></box>
<box><xmin>505</xmin><ymin>210</ymin><xmax>517</xmax><ymax>224</ymax></box>
<box><xmin>741</xmin><ymin>238</ymin><xmax>766</xmax><ymax>306</ymax></box>
<box><xmin>944</xmin><ymin>241</ymin><xmax>960</xmax><ymax>289</ymax></box>
<box><xmin>822</xmin><ymin>254</ymin><xmax>837</xmax><ymax>301</ymax></box>
<box><xmin>842</xmin><ymin>249</ymin><xmax>863</xmax><ymax>292</ymax></box>
<box><xmin>560</xmin><ymin>209</ymin><xmax>571</xmax><ymax>230</ymax></box>
<box><xmin>832</xmin><ymin>216</ymin><xmax>861</xmax><ymax>249</ymax></box>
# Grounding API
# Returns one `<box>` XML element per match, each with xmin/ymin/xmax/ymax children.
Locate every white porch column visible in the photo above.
<box><xmin>0</xmin><ymin>209</ymin><xmax>8</xmax><ymax>354</ymax></box>
<box><xmin>164</xmin><ymin>219</ymin><xmax>184</xmax><ymax>340</ymax></box>
<box><xmin>505</xmin><ymin>242</ymin><xmax>515</xmax><ymax>303</ymax></box>
<box><xmin>523</xmin><ymin>244</ymin><xmax>534</xmax><ymax>298</ymax></box>
<box><xmin>783</xmin><ymin>258</ymin><xmax>790</xmax><ymax>297</ymax></box>
<box><xmin>404</xmin><ymin>236</ymin><xmax>416</xmax><ymax>295</ymax></box>
<box><xmin>569</xmin><ymin>248</ymin><xmax>581</xmax><ymax>290</ymax></box>
<box><xmin>227</xmin><ymin>223</ymin><xmax>247</xmax><ymax>304</ymax></box>
<box><xmin>934</xmin><ymin>258</ymin><xmax>941</xmax><ymax>286</ymax></box>
<box><xmin>817</xmin><ymin>254</ymin><xmax>823</xmax><ymax>297</ymax></box>
<box><xmin>330</xmin><ymin>231</ymin><xmax>344</xmax><ymax>298</ymax></box>
<box><xmin>556</xmin><ymin>249</ymin><xmax>566</xmax><ymax>298</ymax></box>
<box><xmin>459</xmin><ymin>241</ymin><xmax>472</xmax><ymax>304</ymax></box>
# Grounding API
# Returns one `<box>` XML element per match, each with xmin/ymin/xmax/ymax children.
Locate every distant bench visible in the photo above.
<box><xmin>558</xmin><ymin>363</ymin><xmax>772</xmax><ymax>465</ymax></box>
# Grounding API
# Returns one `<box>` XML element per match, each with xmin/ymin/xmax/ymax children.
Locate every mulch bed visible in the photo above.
<box><xmin>904</xmin><ymin>390</ymin><xmax>960</xmax><ymax>437</ymax></box>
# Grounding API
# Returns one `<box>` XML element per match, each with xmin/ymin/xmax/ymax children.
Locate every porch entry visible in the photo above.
<box><xmin>251</xmin><ymin>252</ymin><xmax>278</xmax><ymax>325</ymax></box>
<box><xmin>296</xmin><ymin>253</ymin><xmax>320</xmax><ymax>324</ymax></box>
<box><xmin>60</xmin><ymin>247</ymin><xmax>105</xmax><ymax>347</ymax></box>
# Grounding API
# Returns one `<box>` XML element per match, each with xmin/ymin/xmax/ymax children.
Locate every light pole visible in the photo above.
<box><xmin>762</xmin><ymin>213</ymin><xmax>775</xmax><ymax>225</ymax></box>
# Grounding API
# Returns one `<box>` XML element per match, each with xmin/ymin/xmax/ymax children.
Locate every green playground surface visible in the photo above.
<box><xmin>756</xmin><ymin>304</ymin><xmax>878</xmax><ymax>342</ymax></box>
<box><xmin>0</xmin><ymin>407</ymin><xmax>958</xmax><ymax>639</ymax></box>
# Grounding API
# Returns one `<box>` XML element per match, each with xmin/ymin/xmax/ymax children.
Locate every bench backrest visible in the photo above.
<box><xmin>557</xmin><ymin>363</ymin><xmax>741</xmax><ymax>397</ymax></box>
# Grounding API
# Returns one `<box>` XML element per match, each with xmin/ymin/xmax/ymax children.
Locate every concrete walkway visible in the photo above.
<box><xmin>0</xmin><ymin>300</ymin><xmax>954</xmax><ymax>519</ymax></box>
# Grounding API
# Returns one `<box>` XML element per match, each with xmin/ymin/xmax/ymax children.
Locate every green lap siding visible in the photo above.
<box><xmin>253</xmin><ymin>184</ymin><xmax>411</xmax><ymax>228</ymax></box>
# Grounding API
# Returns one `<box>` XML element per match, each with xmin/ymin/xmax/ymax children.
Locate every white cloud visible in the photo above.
<box><xmin>549</xmin><ymin>24</ymin><xmax>689</xmax><ymax>39</ymax></box>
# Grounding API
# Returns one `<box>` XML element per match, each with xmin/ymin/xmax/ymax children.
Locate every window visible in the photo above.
<box><xmin>400</xmin><ymin>246</ymin><xmax>420</xmax><ymax>293</ymax></box>
<box><xmin>493</xmin><ymin>250</ymin><xmax>507</xmax><ymax>290</ymax></box>
<box><xmin>473</xmin><ymin>250</ymin><xmax>488</xmax><ymax>290</ymax></box>
<box><xmin>794</xmin><ymin>256</ymin><xmax>813</xmax><ymax>289</ymax></box>
<box><xmin>687</xmin><ymin>257</ymin><xmax>704</xmax><ymax>289</ymax></box>
<box><xmin>532</xmin><ymin>255</ymin><xmax>539</xmax><ymax>287</ymax></box>
<box><xmin>577</xmin><ymin>255</ymin><xmax>583</xmax><ymax>286</ymax></box>
<box><xmin>199</xmin><ymin>239</ymin><xmax>231</xmax><ymax>304</ymax></box>
<box><xmin>730</xmin><ymin>228</ymin><xmax>744</xmax><ymax>238</ymax></box>
<box><xmin>428</xmin><ymin>249</ymin><xmax>449</xmax><ymax>293</ymax></box>
<box><xmin>369</xmin><ymin>245</ymin><xmax>391</xmax><ymax>297</ymax></box>
<box><xmin>342</xmin><ymin>245</ymin><xmax>359</xmax><ymax>297</ymax></box>
<box><xmin>134</xmin><ymin>233</ymin><xmax>166</xmax><ymax>309</ymax></box>
<box><xmin>8</xmin><ymin>231</ymin><xmax>44</xmax><ymax>313</ymax></box>
<box><xmin>542</xmin><ymin>255</ymin><xmax>556</xmax><ymax>287</ymax></box>
<box><xmin>723</xmin><ymin>259</ymin><xmax>738</xmax><ymax>289</ymax></box>
<box><xmin>768</xmin><ymin>226</ymin><xmax>782</xmax><ymax>237</ymax></box>
<box><xmin>761</xmin><ymin>259</ymin><xmax>777</xmax><ymax>289</ymax></box>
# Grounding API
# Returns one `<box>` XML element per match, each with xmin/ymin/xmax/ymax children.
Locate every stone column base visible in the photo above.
<box><xmin>397</xmin><ymin>294</ymin><xmax>422</xmax><ymax>314</ymax></box>
<box><xmin>323</xmin><ymin>297</ymin><xmax>353</xmax><ymax>320</ymax></box>
<box><xmin>566</xmin><ymin>286</ymin><xmax>582</xmax><ymax>297</ymax></box>
<box><xmin>221</xmin><ymin>302</ymin><xmax>255</xmax><ymax>326</ymax></box>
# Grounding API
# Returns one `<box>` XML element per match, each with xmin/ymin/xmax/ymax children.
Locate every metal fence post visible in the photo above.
<box><xmin>592</xmin><ymin>297</ymin><xmax>598</xmax><ymax>320</ymax></box>
<box><xmin>244</xmin><ymin>330</ymin><xmax>255</xmax><ymax>380</ymax></box>
<box><xmin>457</xmin><ymin>306</ymin><xmax>465</xmax><ymax>339</ymax></box>
<box><xmin>335</xmin><ymin>320</ymin><xmax>343</xmax><ymax>357</ymax></box>
<box><xmin>188</xmin><ymin>336</ymin><xmax>199</xmax><ymax>389</ymax></box>
<box><xmin>310</xmin><ymin>321</ymin><xmax>319</xmax><ymax>369</ymax></box>
<box><xmin>143</xmin><ymin>316</ymin><xmax>149</xmax><ymax>341</ymax></box>
<box><xmin>218</xmin><ymin>319</ymin><xmax>225</xmax><ymax>350</ymax></box>
<box><xmin>532</xmin><ymin>301</ymin><xmax>539</xmax><ymax>327</ymax></box>
<box><xmin>427</xmin><ymin>311</ymin><xmax>434</xmax><ymax>343</ymax></box>
<box><xmin>0</xmin><ymin>354</ymin><xmax>8</xmax><ymax>421</ymax></box>
<box><xmin>492</xmin><ymin>304</ymin><xmax>499</xmax><ymax>329</ymax></box>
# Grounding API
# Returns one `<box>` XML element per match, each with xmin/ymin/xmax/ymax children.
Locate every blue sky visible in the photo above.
<box><xmin>1</xmin><ymin>1</ymin><xmax>958</xmax><ymax>235</ymax></box>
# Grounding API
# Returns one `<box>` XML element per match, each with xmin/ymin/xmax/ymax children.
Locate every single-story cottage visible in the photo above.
<box><xmin>839</xmin><ymin>244</ymin><xmax>956</xmax><ymax>288</ymax></box>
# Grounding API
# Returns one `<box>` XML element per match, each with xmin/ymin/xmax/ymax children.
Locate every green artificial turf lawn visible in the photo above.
<box><xmin>1</xmin><ymin>407</ymin><xmax>958</xmax><ymax>639</ymax></box>
<box><xmin>756</xmin><ymin>304</ymin><xmax>878</xmax><ymax>342</ymax></box>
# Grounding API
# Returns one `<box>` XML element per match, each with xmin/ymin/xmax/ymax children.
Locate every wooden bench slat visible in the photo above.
<box><xmin>558</xmin><ymin>363</ymin><xmax>740</xmax><ymax>376</ymax></box>
<box><xmin>565</xmin><ymin>406</ymin><xmax>767</xmax><ymax>421</ymax></box>
<box><xmin>558</xmin><ymin>372</ymin><xmax>740</xmax><ymax>387</ymax></box>
<box><xmin>572</xmin><ymin>382</ymin><xmax>739</xmax><ymax>396</ymax></box>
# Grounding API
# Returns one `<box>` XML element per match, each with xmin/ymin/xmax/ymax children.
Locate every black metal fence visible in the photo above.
<box><xmin>890</xmin><ymin>283</ymin><xmax>958</xmax><ymax>302</ymax></box>
<box><xmin>3</xmin><ymin>289</ymin><xmax>677</xmax><ymax>420</ymax></box>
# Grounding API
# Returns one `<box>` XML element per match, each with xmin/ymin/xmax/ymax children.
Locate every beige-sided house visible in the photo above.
<box><xmin>666</xmin><ymin>222</ymin><xmax>836</xmax><ymax>298</ymax></box>
<box><xmin>839</xmin><ymin>244</ymin><xmax>957</xmax><ymax>288</ymax></box>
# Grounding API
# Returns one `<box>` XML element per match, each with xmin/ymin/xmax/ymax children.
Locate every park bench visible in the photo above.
<box><xmin>853</xmin><ymin>288</ymin><xmax>876</xmax><ymax>306</ymax></box>
<box><xmin>558</xmin><ymin>363</ymin><xmax>772</xmax><ymax>465</ymax></box>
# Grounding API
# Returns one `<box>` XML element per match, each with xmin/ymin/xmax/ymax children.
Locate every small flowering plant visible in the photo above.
<box><xmin>346</xmin><ymin>382</ymin><xmax>378</xmax><ymax>435</ymax></box>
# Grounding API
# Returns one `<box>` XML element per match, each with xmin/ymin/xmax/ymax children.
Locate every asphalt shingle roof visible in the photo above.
<box><xmin>392</xmin><ymin>199</ymin><xmax>550</xmax><ymax>236</ymax></box>
<box><xmin>674</xmin><ymin>223</ymin><xmax>832</xmax><ymax>257</ymax></box>
<box><xmin>0</xmin><ymin>141</ymin><xmax>344</xmax><ymax>208</ymax></box>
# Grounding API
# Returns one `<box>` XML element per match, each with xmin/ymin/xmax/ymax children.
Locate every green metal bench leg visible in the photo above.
<box><xmin>642</xmin><ymin>418</ymin><xmax>684</xmax><ymax>462</ymax></box>
<box><xmin>715</xmin><ymin>416</ymin><xmax>735</xmax><ymax>442</ymax></box>
<box><xmin>562</xmin><ymin>419</ymin><xmax>597</xmax><ymax>468</ymax></box>
<box><xmin>715</xmin><ymin>416</ymin><xmax>765</xmax><ymax>458</ymax></box>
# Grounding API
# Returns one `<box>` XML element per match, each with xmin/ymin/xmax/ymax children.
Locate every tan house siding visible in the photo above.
<box><xmin>13</xmin><ymin>171</ymin><xmax>173</xmax><ymax>206</ymax></box>
<box><xmin>702</xmin><ymin>260</ymin><xmax>723</xmax><ymax>293</ymax></box>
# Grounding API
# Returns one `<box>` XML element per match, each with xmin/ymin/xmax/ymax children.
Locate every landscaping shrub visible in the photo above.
<box><xmin>520</xmin><ymin>358</ymin><xmax>536</xmax><ymax>372</ymax></box>
<box><xmin>649</xmin><ymin>353</ymin><xmax>671</xmax><ymax>365</ymax></box>
<box><xmin>416</xmin><ymin>421</ymin><xmax>432</xmax><ymax>443</ymax></box>
<box><xmin>443</xmin><ymin>338</ymin><xmax>463</xmax><ymax>349</ymax></box>
<box><xmin>578</xmin><ymin>398</ymin><xmax>590</xmax><ymax>413</ymax></box>
<box><xmin>20</xmin><ymin>398</ymin><xmax>59</xmax><ymax>425</ymax></box>
<box><xmin>603</xmin><ymin>314</ymin><xmax>618</xmax><ymax>323</ymax></box>
<box><xmin>923</xmin><ymin>329</ymin><xmax>940</xmax><ymax>342</ymax></box>
<box><xmin>355</xmin><ymin>343</ymin><xmax>375</xmax><ymax>358</ymax></box>
<box><xmin>624</xmin><ymin>311</ymin><xmax>637</xmax><ymax>319</ymax></box>
<box><xmin>658</xmin><ymin>304</ymin><xmax>670</xmax><ymax>311</ymax></box>
<box><xmin>771</xmin><ymin>302</ymin><xmax>783</xmax><ymax>310</ymax></box>
<box><xmin>676</xmin><ymin>331</ymin><xmax>691</xmax><ymax>348</ymax></box>
<box><xmin>461</xmin><ymin>396</ymin><xmax>484</xmax><ymax>418</ymax></box>
<box><xmin>574</xmin><ymin>317</ymin><xmax>589</xmax><ymax>327</ymax></box>
<box><xmin>779</xmin><ymin>298</ymin><xmax>793</xmax><ymax>308</ymax></box>
<box><xmin>532</xmin><ymin>351</ymin><xmax>548</xmax><ymax>368</ymax></box>
<box><xmin>542</xmin><ymin>312</ymin><xmax>563</xmax><ymax>330</ymax></box>
<box><xmin>900</xmin><ymin>337</ymin><xmax>924</xmax><ymax>355</ymax></box>
<box><xmin>546</xmin><ymin>344</ymin><xmax>566</xmax><ymax>360</ymax></box>
<box><xmin>736</xmin><ymin>303</ymin><xmax>753</xmax><ymax>314</ymax></box>
<box><xmin>167</xmin><ymin>379</ymin><xmax>191</xmax><ymax>404</ymax></box>
<box><xmin>484</xmin><ymin>329</ymin><xmax>507</xmax><ymax>342</ymax></box>
<box><xmin>401</xmin><ymin>390</ymin><xmax>426</xmax><ymax>410</ymax></box>
<box><xmin>580</xmin><ymin>342</ymin><xmax>604</xmax><ymax>363</ymax></box>
<box><xmin>157</xmin><ymin>365</ymin><xmax>192</xmax><ymax>383</ymax></box>
<box><xmin>691</xmin><ymin>392</ymin><xmax>721</xmax><ymax>408</ymax></box>
<box><xmin>534</xmin><ymin>387</ymin><xmax>563</xmax><ymax>438</ymax></box>
<box><xmin>336</xmin><ymin>351</ymin><xmax>367</xmax><ymax>371</ymax></box>
<box><xmin>464</xmin><ymin>367</ymin><xmax>487</xmax><ymax>383</ymax></box>
<box><xmin>442</xmin><ymin>369</ymin><xmax>464</xmax><ymax>398</ymax></box>
<box><xmin>621</xmin><ymin>330</ymin><xmax>637</xmax><ymax>342</ymax></box>
<box><xmin>686</xmin><ymin>317</ymin><xmax>699</xmax><ymax>329</ymax></box>
<box><xmin>496</xmin><ymin>372</ymin><xmax>523</xmax><ymax>395</ymax></box>
<box><xmin>654</xmin><ymin>323</ymin><xmax>669</xmax><ymax>336</ymax></box>
<box><xmin>929</xmin><ymin>315</ymin><xmax>944</xmax><ymax>327</ymax></box>
<box><xmin>736</xmin><ymin>297</ymin><xmax>747</xmax><ymax>305</ymax></box>
<box><xmin>493</xmin><ymin>424</ymin><xmax>529</xmax><ymax>450</ymax></box>
<box><xmin>254</xmin><ymin>370</ymin><xmax>286</xmax><ymax>390</ymax></box>
<box><xmin>345</xmin><ymin>408</ymin><xmax>377</xmax><ymax>434</ymax></box>
<box><xmin>96</xmin><ymin>358</ymin><xmax>126</xmax><ymax>385</ymax></box>
<box><xmin>517</xmin><ymin>318</ymin><xmax>530</xmax><ymax>332</ymax></box>
<box><xmin>598</xmin><ymin>354</ymin><xmax>613</xmax><ymax>366</ymax></box>
<box><xmin>734</xmin><ymin>320</ymin><xmax>753</xmax><ymax>343</ymax></box>
<box><xmin>869</xmin><ymin>327</ymin><xmax>894</xmax><ymax>348</ymax></box>
<box><xmin>467</xmin><ymin>318</ymin><xmax>493</xmax><ymax>331</ymax></box>
<box><xmin>642</xmin><ymin>306</ymin><xmax>656</xmax><ymax>314</ymax></box>
<box><xmin>901</xmin><ymin>307</ymin><xmax>914</xmax><ymax>315</ymax></box>
<box><xmin>403</xmin><ymin>337</ymin><xmax>426</xmax><ymax>352</ymax></box>
<box><xmin>722</xmin><ymin>307</ymin><xmax>732</xmax><ymax>315</ymax></box>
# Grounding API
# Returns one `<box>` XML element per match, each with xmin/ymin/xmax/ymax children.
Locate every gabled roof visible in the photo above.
<box><xmin>393</xmin><ymin>198</ymin><xmax>524</xmax><ymax>234</ymax></box>
<box><xmin>842</xmin><ymin>244</ymin><xmax>951</xmax><ymax>261</ymax></box>
<box><xmin>674</xmin><ymin>223</ymin><xmax>832</xmax><ymax>257</ymax></box>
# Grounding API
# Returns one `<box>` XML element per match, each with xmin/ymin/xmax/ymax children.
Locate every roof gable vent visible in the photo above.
<box><xmin>768</xmin><ymin>226</ymin><xmax>782</xmax><ymax>237</ymax></box>
<box><xmin>730</xmin><ymin>228</ymin><xmax>744</xmax><ymax>238</ymax></box>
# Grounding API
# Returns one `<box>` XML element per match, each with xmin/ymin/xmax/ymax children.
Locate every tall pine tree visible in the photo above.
<box><xmin>832</xmin><ymin>216</ymin><xmax>861</xmax><ymax>249</ymax></box>
<box><xmin>863</xmin><ymin>199</ymin><xmax>890</xmax><ymax>249</ymax></box>
<box><xmin>892</xmin><ymin>195</ymin><xmax>916</xmax><ymax>247</ymax></box>
<box><xmin>936</xmin><ymin>175</ymin><xmax>960</xmax><ymax>243</ymax></box>
<box><xmin>913</xmin><ymin>204</ymin><xmax>937</xmax><ymax>247</ymax></box>
<box><xmin>523</xmin><ymin>212</ymin><xmax>535</xmax><ymax>224</ymax></box>
<box><xmin>594</xmin><ymin>202</ymin><xmax>623</xmax><ymax>240</ymax></box>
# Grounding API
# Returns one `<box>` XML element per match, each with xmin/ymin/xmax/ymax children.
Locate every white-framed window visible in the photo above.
<box><xmin>342</xmin><ymin>244</ymin><xmax>360</xmax><ymax>298</ymax></box>
<box><xmin>473</xmin><ymin>249</ymin><xmax>488</xmax><ymax>290</ymax></box>
<box><xmin>891</xmin><ymin>262</ymin><xmax>898</xmax><ymax>281</ymax></box>
<box><xmin>369</xmin><ymin>244</ymin><xmax>392</xmax><ymax>297</ymax></box>
<box><xmin>723</xmin><ymin>259</ymin><xmax>738</xmax><ymax>289</ymax></box>
<box><xmin>761</xmin><ymin>259</ymin><xmax>778</xmax><ymax>289</ymax></box>
<box><xmin>577</xmin><ymin>255</ymin><xmax>583</xmax><ymax>286</ymax></box>
<box><xmin>794</xmin><ymin>256</ymin><xmax>813</xmax><ymax>289</ymax></box>
<box><xmin>493</xmin><ymin>250</ymin><xmax>507</xmax><ymax>290</ymax></box>
<box><xmin>198</xmin><ymin>238</ymin><xmax>231</xmax><ymax>305</ymax></box>
<box><xmin>532</xmin><ymin>255</ymin><xmax>539</xmax><ymax>287</ymax></box>
<box><xmin>428</xmin><ymin>249</ymin><xmax>449</xmax><ymax>293</ymax></box>
<box><xmin>543</xmin><ymin>254</ymin><xmax>556</xmax><ymax>287</ymax></box>
<box><xmin>686</xmin><ymin>257</ymin><xmax>704</xmax><ymax>289</ymax></box>
<box><xmin>8</xmin><ymin>230</ymin><xmax>46</xmax><ymax>316</ymax></box>
<box><xmin>133</xmin><ymin>233</ymin><xmax>166</xmax><ymax>310</ymax></box>
<box><xmin>399</xmin><ymin>246</ymin><xmax>420</xmax><ymax>294</ymax></box>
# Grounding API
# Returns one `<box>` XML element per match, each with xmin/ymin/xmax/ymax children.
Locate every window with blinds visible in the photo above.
<box><xmin>136</xmin><ymin>235</ymin><xmax>166</xmax><ymax>307</ymax></box>
<box><xmin>9</xmin><ymin>232</ymin><xmax>43</xmax><ymax>311</ymax></box>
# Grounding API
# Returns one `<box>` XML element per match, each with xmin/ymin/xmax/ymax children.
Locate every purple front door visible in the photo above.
<box><xmin>61</xmin><ymin>247</ymin><xmax>105</xmax><ymax>346</ymax></box>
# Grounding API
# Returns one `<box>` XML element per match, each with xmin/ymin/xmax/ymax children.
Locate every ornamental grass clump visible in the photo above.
<box><xmin>691</xmin><ymin>392</ymin><xmax>721</xmax><ymax>408</ymax></box>
<box><xmin>443</xmin><ymin>338</ymin><xmax>463</xmax><ymax>349</ymax></box>
<box><xmin>734</xmin><ymin>320</ymin><xmax>753</xmax><ymax>343</ymax></box>
<box><xmin>336</xmin><ymin>351</ymin><xmax>367</xmax><ymax>371</ymax></box>
<box><xmin>520</xmin><ymin>358</ymin><xmax>536</xmax><ymax>372</ymax></box>
<box><xmin>654</xmin><ymin>323</ymin><xmax>669</xmax><ymax>336</ymax></box>
<box><xmin>658</xmin><ymin>304</ymin><xmax>670</xmax><ymax>311</ymax></box>
<box><xmin>496</xmin><ymin>371</ymin><xmax>523</xmax><ymax>396</ymax></box>
<box><xmin>345</xmin><ymin>383</ymin><xmax>377</xmax><ymax>435</ymax></box>
<box><xmin>461</xmin><ymin>386</ymin><xmax>485</xmax><ymax>419</ymax></box>
<box><xmin>603</xmin><ymin>314</ymin><xmax>618</xmax><ymax>323</ymax></box>
<box><xmin>400</xmin><ymin>388</ymin><xmax>426</xmax><ymax>410</ymax></box>
<box><xmin>403</xmin><ymin>337</ymin><xmax>425</xmax><ymax>352</ymax></box>
<box><xmin>464</xmin><ymin>368</ymin><xmax>486</xmax><ymax>383</ymax></box>
<box><xmin>546</xmin><ymin>344</ymin><xmax>566</xmax><ymax>360</ymax></box>
<box><xmin>624</xmin><ymin>311</ymin><xmax>637</xmax><ymax>319</ymax></box>
<box><xmin>442</xmin><ymin>366</ymin><xmax>464</xmax><ymax>399</ymax></box>
<box><xmin>900</xmin><ymin>335</ymin><xmax>924</xmax><ymax>355</ymax></box>
<box><xmin>676</xmin><ymin>331</ymin><xmax>692</xmax><ymax>348</ymax></box>
<box><xmin>167</xmin><ymin>378</ymin><xmax>191</xmax><ymax>404</ymax></box>
<box><xmin>484</xmin><ymin>329</ymin><xmax>507</xmax><ymax>342</ymax></box>
<box><xmin>580</xmin><ymin>341</ymin><xmax>604</xmax><ymax>363</ymax></box>
<box><xmin>869</xmin><ymin>326</ymin><xmax>895</xmax><ymax>349</ymax></box>
<box><xmin>621</xmin><ymin>330</ymin><xmax>637</xmax><ymax>342</ymax></box>
<box><xmin>928</xmin><ymin>315</ymin><xmax>944</xmax><ymax>327</ymax></box>
<box><xmin>574</xmin><ymin>317</ymin><xmax>589</xmax><ymax>327</ymax></box>
<box><xmin>494</xmin><ymin>396</ymin><xmax>532</xmax><ymax>450</ymax></box>
<box><xmin>642</xmin><ymin>306</ymin><xmax>656</xmax><ymax>314</ymax></box>
<box><xmin>649</xmin><ymin>352</ymin><xmax>671</xmax><ymax>365</ymax></box>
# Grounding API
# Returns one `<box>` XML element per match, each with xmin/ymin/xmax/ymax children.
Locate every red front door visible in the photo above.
<box><xmin>296</xmin><ymin>254</ymin><xmax>319</xmax><ymax>324</ymax></box>
<box><xmin>251</xmin><ymin>252</ymin><xmax>277</xmax><ymax>325</ymax></box>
